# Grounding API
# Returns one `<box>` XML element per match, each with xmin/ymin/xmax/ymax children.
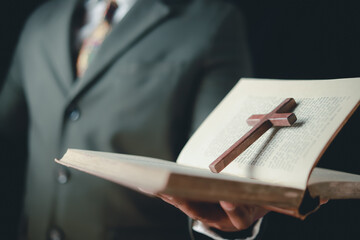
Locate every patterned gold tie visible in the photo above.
<box><xmin>76</xmin><ymin>0</ymin><xmax>118</xmax><ymax>78</ymax></box>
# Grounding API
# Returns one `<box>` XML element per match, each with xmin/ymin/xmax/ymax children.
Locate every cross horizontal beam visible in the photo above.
<box><xmin>209</xmin><ymin>98</ymin><xmax>297</xmax><ymax>173</ymax></box>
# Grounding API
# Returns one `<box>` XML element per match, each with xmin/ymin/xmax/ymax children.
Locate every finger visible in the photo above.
<box><xmin>320</xmin><ymin>199</ymin><xmax>329</xmax><ymax>205</ymax></box>
<box><xmin>159</xmin><ymin>195</ymin><xmax>223</xmax><ymax>221</ymax></box>
<box><xmin>220</xmin><ymin>201</ymin><xmax>269</xmax><ymax>230</ymax></box>
<box><xmin>158</xmin><ymin>195</ymin><xmax>238</xmax><ymax>231</ymax></box>
<box><xmin>220</xmin><ymin>201</ymin><xmax>251</xmax><ymax>230</ymax></box>
<box><xmin>157</xmin><ymin>194</ymin><xmax>174</xmax><ymax>204</ymax></box>
<box><xmin>262</xmin><ymin>205</ymin><xmax>297</xmax><ymax>216</ymax></box>
<box><xmin>137</xmin><ymin>187</ymin><xmax>156</xmax><ymax>196</ymax></box>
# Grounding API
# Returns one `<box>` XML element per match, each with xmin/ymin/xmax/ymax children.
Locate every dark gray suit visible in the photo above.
<box><xmin>0</xmin><ymin>0</ymin><xmax>251</xmax><ymax>239</ymax></box>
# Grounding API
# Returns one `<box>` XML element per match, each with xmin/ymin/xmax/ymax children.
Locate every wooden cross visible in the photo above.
<box><xmin>209</xmin><ymin>98</ymin><xmax>297</xmax><ymax>173</ymax></box>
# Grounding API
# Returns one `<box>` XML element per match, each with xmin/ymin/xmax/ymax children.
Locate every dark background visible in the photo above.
<box><xmin>1</xmin><ymin>0</ymin><xmax>360</xmax><ymax>239</ymax></box>
<box><xmin>237</xmin><ymin>0</ymin><xmax>360</xmax><ymax>79</ymax></box>
<box><xmin>0</xmin><ymin>2</ymin><xmax>48</xmax><ymax>239</ymax></box>
<box><xmin>0</xmin><ymin>1</ymin><xmax>48</xmax><ymax>84</ymax></box>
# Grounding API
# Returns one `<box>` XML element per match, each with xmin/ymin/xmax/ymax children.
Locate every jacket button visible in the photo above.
<box><xmin>48</xmin><ymin>227</ymin><xmax>64</xmax><ymax>240</ymax></box>
<box><xmin>57</xmin><ymin>168</ymin><xmax>70</xmax><ymax>184</ymax></box>
<box><xmin>67</xmin><ymin>106</ymin><xmax>81</xmax><ymax>121</ymax></box>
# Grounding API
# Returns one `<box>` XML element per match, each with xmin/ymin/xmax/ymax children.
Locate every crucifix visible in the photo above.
<box><xmin>209</xmin><ymin>98</ymin><xmax>297</xmax><ymax>173</ymax></box>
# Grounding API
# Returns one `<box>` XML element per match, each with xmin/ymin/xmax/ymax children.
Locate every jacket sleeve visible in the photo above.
<box><xmin>190</xmin><ymin>5</ymin><xmax>253</xmax><ymax>133</ymax></box>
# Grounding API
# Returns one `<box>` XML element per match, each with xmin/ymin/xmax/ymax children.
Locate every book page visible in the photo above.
<box><xmin>309</xmin><ymin>167</ymin><xmax>360</xmax><ymax>186</ymax></box>
<box><xmin>177</xmin><ymin>78</ymin><xmax>360</xmax><ymax>189</ymax></box>
<box><xmin>58</xmin><ymin>149</ymin><xmax>284</xmax><ymax>191</ymax></box>
<box><xmin>57</xmin><ymin>149</ymin><xmax>304</xmax><ymax>209</ymax></box>
<box><xmin>308</xmin><ymin>167</ymin><xmax>360</xmax><ymax>199</ymax></box>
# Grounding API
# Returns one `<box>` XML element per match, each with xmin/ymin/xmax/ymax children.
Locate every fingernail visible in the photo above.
<box><xmin>137</xmin><ymin>187</ymin><xmax>154</xmax><ymax>195</ymax></box>
<box><xmin>221</xmin><ymin>201</ymin><xmax>236</xmax><ymax>211</ymax></box>
<box><xmin>162</xmin><ymin>195</ymin><xmax>174</xmax><ymax>201</ymax></box>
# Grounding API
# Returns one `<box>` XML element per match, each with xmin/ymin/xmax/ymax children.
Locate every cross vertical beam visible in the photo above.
<box><xmin>209</xmin><ymin>98</ymin><xmax>297</xmax><ymax>173</ymax></box>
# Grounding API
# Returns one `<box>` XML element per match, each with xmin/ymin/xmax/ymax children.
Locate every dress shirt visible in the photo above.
<box><xmin>75</xmin><ymin>0</ymin><xmax>137</xmax><ymax>50</ymax></box>
<box><xmin>193</xmin><ymin>219</ymin><xmax>262</xmax><ymax>240</ymax></box>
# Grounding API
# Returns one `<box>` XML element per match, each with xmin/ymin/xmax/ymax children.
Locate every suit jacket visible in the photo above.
<box><xmin>0</xmin><ymin>0</ymin><xmax>252</xmax><ymax>239</ymax></box>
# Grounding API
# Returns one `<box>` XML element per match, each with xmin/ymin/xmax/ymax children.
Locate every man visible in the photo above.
<box><xmin>0</xmin><ymin>0</ymin><xmax>252</xmax><ymax>239</ymax></box>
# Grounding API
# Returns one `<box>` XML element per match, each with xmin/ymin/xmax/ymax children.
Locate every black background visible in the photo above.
<box><xmin>0</xmin><ymin>2</ymin><xmax>48</xmax><ymax>239</ymax></box>
<box><xmin>1</xmin><ymin>0</ymin><xmax>360</xmax><ymax>239</ymax></box>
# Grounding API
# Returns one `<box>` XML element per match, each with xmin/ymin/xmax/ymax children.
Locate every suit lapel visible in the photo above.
<box><xmin>68</xmin><ymin>0</ymin><xmax>172</xmax><ymax>101</ymax></box>
<box><xmin>43</xmin><ymin>0</ymin><xmax>81</xmax><ymax>94</ymax></box>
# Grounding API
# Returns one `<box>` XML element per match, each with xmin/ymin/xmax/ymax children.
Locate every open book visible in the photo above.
<box><xmin>56</xmin><ymin>78</ymin><xmax>360</xmax><ymax>218</ymax></box>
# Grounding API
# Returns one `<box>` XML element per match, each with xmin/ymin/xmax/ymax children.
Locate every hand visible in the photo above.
<box><xmin>158</xmin><ymin>195</ymin><xmax>329</xmax><ymax>232</ymax></box>
<box><xmin>159</xmin><ymin>194</ymin><xmax>269</xmax><ymax>232</ymax></box>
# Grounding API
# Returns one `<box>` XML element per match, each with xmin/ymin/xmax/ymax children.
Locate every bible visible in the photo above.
<box><xmin>56</xmin><ymin>78</ymin><xmax>360</xmax><ymax>218</ymax></box>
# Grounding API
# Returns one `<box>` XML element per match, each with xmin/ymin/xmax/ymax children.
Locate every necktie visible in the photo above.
<box><xmin>76</xmin><ymin>0</ymin><xmax>118</xmax><ymax>78</ymax></box>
